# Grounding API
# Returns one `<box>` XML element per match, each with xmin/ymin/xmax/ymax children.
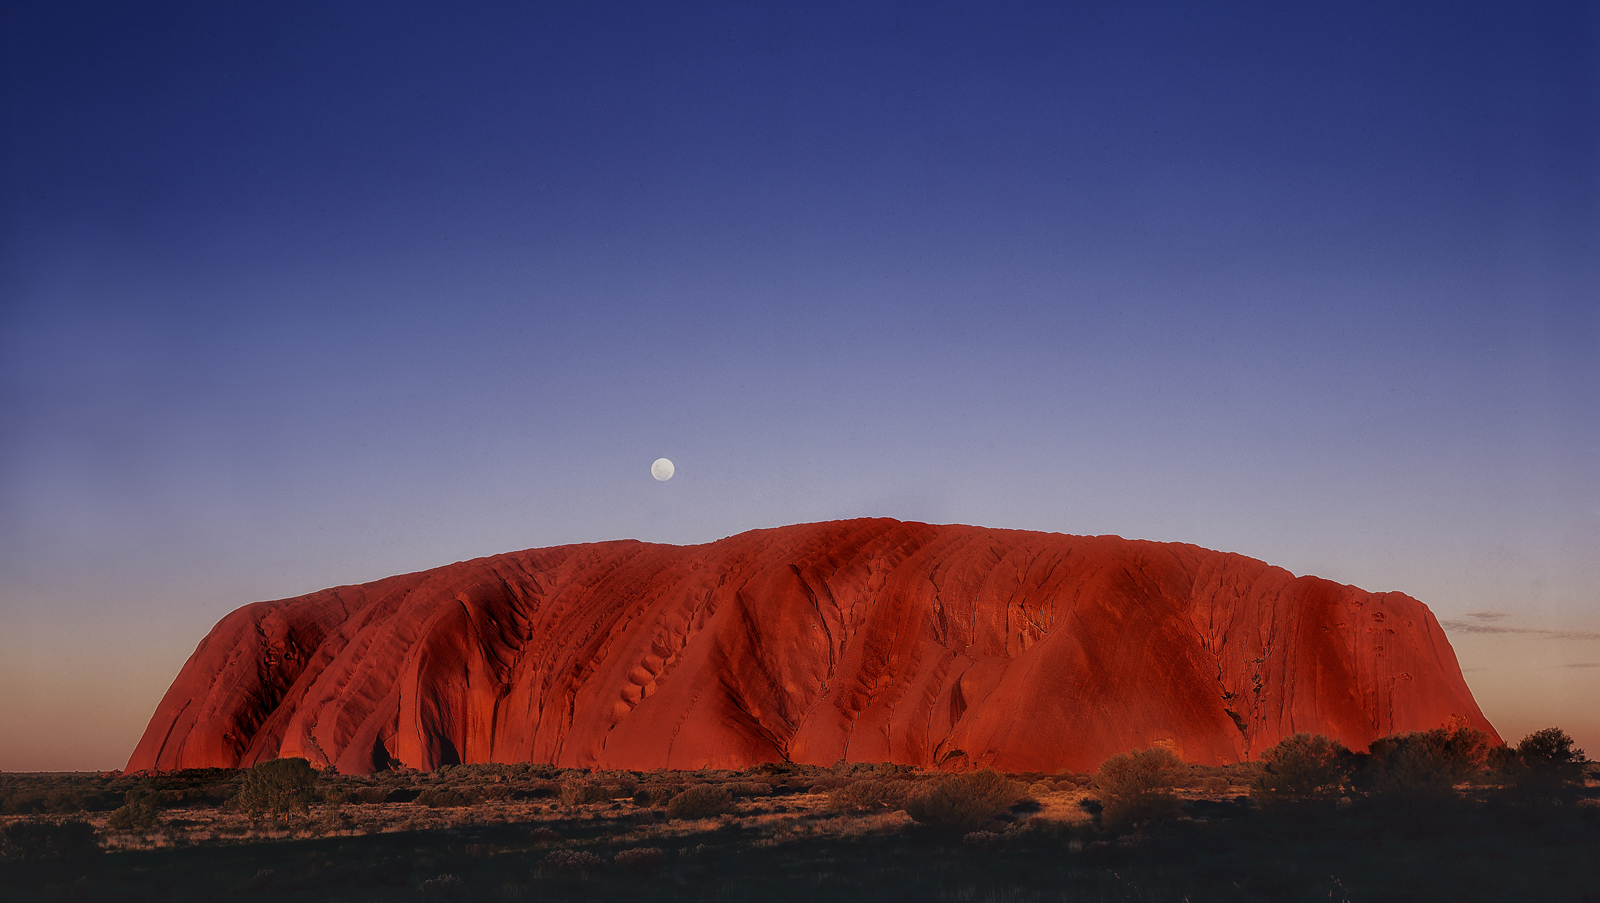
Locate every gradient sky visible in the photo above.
<box><xmin>2</xmin><ymin>1</ymin><xmax>1596</xmax><ymax>772</ymax></box>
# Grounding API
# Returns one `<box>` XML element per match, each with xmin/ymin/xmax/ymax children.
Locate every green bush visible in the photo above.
<box><xmin>904</xmin><ymin>770</ymin><xmax>1023</xmax><ymax>835</ymax></box>
<box><xmin>1505</xmin><ymin>727</ymin><xmax>1587</xmax><ymax>805</ymax></box>
<box><xmin>233</xmin><ymin>757</ymin><xmax>318</xmax><ymax>816</ymax></box>
<box><xmin>1252</xmin><ymin>734</ymin><xmax>1353</xmax><ymax>811</ymax></box>
<box><xmin>665</xmin><ymin>783</ymin><xmax>735</xmax><ymax>820</ymax></box>
<box><xmin>1095</xmin><ymin>747</ymin><xmax>1184</xmax><ymax>833</ymax></box>
<box><xmin>106</xmin><ymin>790</ymin><xmax>161</xmax><ymax>831</ymax></box>
<box><xmin>560</xmin><ymin>778</ymin><xmax>614</xmax><ymax>807</ymax></box>
<box><xmin>724</xmin><ymin>780</ymin><xmax>773</xmax><ymax>797</ymax></box>
<box><xmin>419</xmin><ymin>873</ymin><xmax>465</xmax><ymax>899</ymax></box>
<box><xmin>417</xmin><ymin>786</ymin><xmax>481</xmax><ymax>808</ymax></box>
<box><xmin>0</xmin><ymin>820</ymin><xmax>101</xmax><ymax>862</ymax></box>
<box><xmin>1516</xmin><ymin>726</ymin><xmax>1585</xmax><ymax>770</ymax></box>
<box><xmin>0</xmin><ymin>788</ymin><xmax>99</xmax><ymax>815</ymax></box>
<box><xmin>632</xmin><ymin>784</ymin><xmax>682</xmax><ymax>807</ymax></box>
<box><xmin>344</xmin><ymin>785</ymin><xmax>390</xmax><ymax>804</ymax></box>
<box><xmin>828</xmin><ymin>779</ymin><xmax>912</xmax><ymax>812</ymax></box>
<box><xmin>614</xmin><ymin>846</ymin><xmax>666</xmax><ymax>875</ymax></box>
<box><xmin>542</xmin><ymin>848</ymin><xmax>607</xmax><ymax>876</ymax></box>
<box><xmin>1367</xmin><ymin>726</ymin><xmax>1490</xmax><ymax>803</ymax></box>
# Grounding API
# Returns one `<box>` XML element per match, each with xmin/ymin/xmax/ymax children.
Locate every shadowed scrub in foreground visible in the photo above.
<box><xmin>1095</xmin><ymin>747</ymin><xmax>1186</xmax><ymax>832</ymax></box>
<box><xmin>902</xmin><ymin>770</ymin><xmax>1025</xmax><ymax>835</ymax></box>
<box><xmin>0</xmin><ymin>783</ymin><xmax>1595</xmax><ymax>901</ymax></box>
<box><xmin>2</xmin><ymin>729</ymin><xmax>1595</xmax><ymax>901</ymax></box>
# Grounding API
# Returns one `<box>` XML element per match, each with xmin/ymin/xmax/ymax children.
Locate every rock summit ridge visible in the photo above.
<box><xmin>127</xmin><ymin>518</ymin><xmax>1497</xmax><ymax>773</ymax></box>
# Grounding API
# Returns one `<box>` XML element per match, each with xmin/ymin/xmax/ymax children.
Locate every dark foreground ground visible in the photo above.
<box><xmin>3</xmin><ymin>764</ymin><xmax>1598</xmax><ymax>902</ymax></box>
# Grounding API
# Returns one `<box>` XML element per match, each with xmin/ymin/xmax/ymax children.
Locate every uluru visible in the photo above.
<box><xmin>127</xmin><ymin>518</ymin><xmax>1498</xmax><ymax>775</ymax></box>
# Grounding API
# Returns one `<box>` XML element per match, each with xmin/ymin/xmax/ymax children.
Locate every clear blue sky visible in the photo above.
<box><xmin>3</xmin><ymin>1</ymin><xmax>1596</xmax><ymax>770</ymax></box>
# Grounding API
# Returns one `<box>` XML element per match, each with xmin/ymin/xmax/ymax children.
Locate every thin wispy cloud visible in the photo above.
<box><xmin>1466</xmin><ymin>610</ymin><xmax>1510</xmax><ymax>621</ymax></box>
<box><xmin>1439</xmin><ymin>619</ymin><xmax>1600</xmax><ymax>641</ymax></box>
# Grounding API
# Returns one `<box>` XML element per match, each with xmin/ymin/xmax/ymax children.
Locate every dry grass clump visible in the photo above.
<box><xmin>903</xmin><ymin>770</ymin><xmax>1023</xmax><ymax>835</ymax></box>
<box><xmin>542</xmin><ymin>848</ymin><xmax>607</xmax><ymax>876</ymax></box>
<box><xmin>1052</xmin><ymin>772</ymin><xmax>1096</xmax><ymax>789</ymax></box>
<box><xmin>106</xmin><ymin>791</ymin><xmax>162</xmax><ymax>831</ymax></box>
<box><xmin>724</xmin><ymin>780</ymin><xmax>773</xmax><ymax>797</ymax></box>
<box><xmin>416</xmin><ymin>786</ymin><xmax>481</xmax><ymax>808</ymax></box>
<box><xmin>828</xmin><ymin>779</ymin><xmax>912</xmax><ymax>813</ymax></box>
<box><xmin>1095</xmin><ymin>747</ymin><xmax>1184</xmax><ymax>834</ymax></box>
<box><xmin>234</xmin><ymin>758</ymin><xmax>318</xmax><ymax>817</ymax></box>
<box><xmin>613</xmin><ymin>846</ymin><xmax>665</xmax><ymax>875</ymax></box>
<box><xmin>559</xmin><ymin>778</ymin><xmax>612</xmax><ymax>807</ymax></box>
<box><xmin>632</xmin><ymin>784</ymin><xmax>682</xmax><ymax>807</ymax></box>
<box><xmin>526</xmin><ymin>825</ymin><xmax>561</xmax><ymax>842</ymax></box>
<box><xmin>0</xmin><ymin>818</ymin><xmax>101</xmax><ymax>862</ymax></box>
<box><xmin>666</xmin><ymin>784</ymin><xmax>735</xmax><ymax>820</ymax></box>
<box><xmin>419</xmin><ymin>873</ymin><xmax>464</xmax><ymax>899</ymax></box>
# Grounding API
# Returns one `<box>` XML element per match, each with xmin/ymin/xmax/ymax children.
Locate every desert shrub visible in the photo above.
<box><xmin>1504</xmin><ymin>727</ymin><xmax>1587</xmax><ymax>805</ymax></box>
<box><xmin>542</xmin><ymin>849</ymin><xmax>607</xmax><ymax>876</ymax></box>
<box><xmin>1095</xmin><ymin>747</ymin><xmax>1184</xmax><ymax>833</ymax></box>
<box><xmin>560</xmin><ymin>778</ymin><xmax>613</xmax><ymax>807</ymax></box>
<box><xmin>419</xmin><ymin>873</ymin><xmax>465</xmax><ymax>899</ymax></box>
<box><xmin>830</xmin><ymin>779</ymin><xmax>912</xmax><ymax>812</ymax></box>
<box><xmin>594</xmin><ymin>772</ymin><xmax>639</xmax><ymax>795</ymax></box>
<box><xmin>516</xmin><ymin>779</ymin><xmax>561</xmax><ymax>799</ymax></box>
<box><xmin>2</xmin><ymin>787</ymin><xmax>104</xmax><ymax>814</ymax></box>
<box><xmin>527</xmin><ymin>826</ymin><xmax>561</xmax><ymax>842</ymax></box>
<box><xmin>339</xmin><ymin>785</ymin><xmax>389</xmax><ymax>804</ymax></box>
<box><xmin>0</xmin><ymin>790</ymin><xmax>44</xmax><ymax>815</ymax></box>
<box><xmin>805</xmin><ymin>775</ymin><xmax>853</xmax><ymax>793</ymax></box>
<box><xmin>0</xmin><ymin>820</ymin><xmax>101</xmax><ymax>862</ymax></box>
<box><xmin>1252</xmin><ymin>733</ymin><xmax>1354</xmax><ymax>810</ymax></box>
<box><xmin>1486</xmin><ymin>743</ymin><xmax>1522</xmax><ymax>781</ymax></box>
<box><xmin>1516</xmin><ymin>726</ymin><xmax>1585</xmax><ymax>770</ymax></box>
<box><xmin>614</xmin><ymin>846</ymin><xmax>666</xmax><ymax>875</ymax></box>
<box><xmin>666</xmin><ymin>784</ymin><xmax>736</xmax><ymax>820</ymax></box>
<box><xmin>248</xmin><ymin>868</ymin><xmax>276</xmax><ymax>890</ymax></box>
<box><xmin>106</xmin><ymin>790</ymin><xmax>161</xmax><ymax>831</ymax></box>
<box><xmin>1200</xmin><ymin>775</ymin><xmax>1232</xmax><ymax>794</ymax></box>
<box><xmin>723</xmin><ymin>780</ymin><xmax>772</xmax><ymax>797</ymax></box>
<box><xmin>904</xmin><ymin>770</ymin><xmax>1023</xmax><ymax>835</ymax></box>
<box><xmin>234</xmin><ymin>757</ymin><xmax>318</xmax><ymax>816</ymax></box>
<box><xmin>828</xmin><ymin>761</ymin><xmax>915</xmax><ymax>780</ymax></box>
<box><xmin>417</xmin><ymin>786</ymin><xmax>481</xmax><ymax>808</ymax></box>
<box><xmin>1367</xmin><ymin>726</ymin><xmax>1490</xmax><ymax>803</ymax></box>
<box><xmin>632</xmin><ymin>784</ymin><xmax>679</xmax><ymax>807</ymax></box>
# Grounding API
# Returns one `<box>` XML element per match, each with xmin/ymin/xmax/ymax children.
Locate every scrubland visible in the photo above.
<box><xmin>2</xmin><ymin>728</ymin><xmax>1597</xmax><ymax>902</ymax></box>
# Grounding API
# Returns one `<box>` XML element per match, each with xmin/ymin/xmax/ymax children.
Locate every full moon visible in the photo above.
<box><xmin>650</xmin><ymin>458</ymin><xmax>675</xmax><ymax>481</ymax></box>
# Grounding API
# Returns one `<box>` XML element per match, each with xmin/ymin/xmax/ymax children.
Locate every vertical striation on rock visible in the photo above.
<box><xmin>127</xmin><ymin>519</ymin><xmax>1497</xmax><ymax>773</ymax></box>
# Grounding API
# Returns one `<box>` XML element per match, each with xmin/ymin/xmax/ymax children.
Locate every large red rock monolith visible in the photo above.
<box><xmin>127</xmin><ymin>519</ymin><xmax>1497</xmax><ymax>773</ymax></box>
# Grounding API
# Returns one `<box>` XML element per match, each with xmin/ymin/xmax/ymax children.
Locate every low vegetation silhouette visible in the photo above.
<box><xmin>0</xmin><ymin>727</ymin><xmax>1594</xmax><ymax>901</ymax></box>
<box><xmin>1094</xmin><ymin>746</ymin><xmax>1185</xmax><ymax>832</ymax></box>
<box><xmin>233</xmin><ymin>757</ymin><xmax>318</xmax><ymax>817</ymax></box>
<box><xmin>902</xmin><ymin>769</ymin><xmax>1024</xmax><ymax>835</ymax></box>
<box><xmin>1250</xmin><ymin>732</ymin><xmax>1353</xmax><ymax>812</ymax></box>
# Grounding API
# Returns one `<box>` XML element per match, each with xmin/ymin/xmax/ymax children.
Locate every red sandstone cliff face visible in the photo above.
<box><xmin>127</xmin><ymin>519</ymin><xmax>1497</xmax><ymax>774</ymax></box>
